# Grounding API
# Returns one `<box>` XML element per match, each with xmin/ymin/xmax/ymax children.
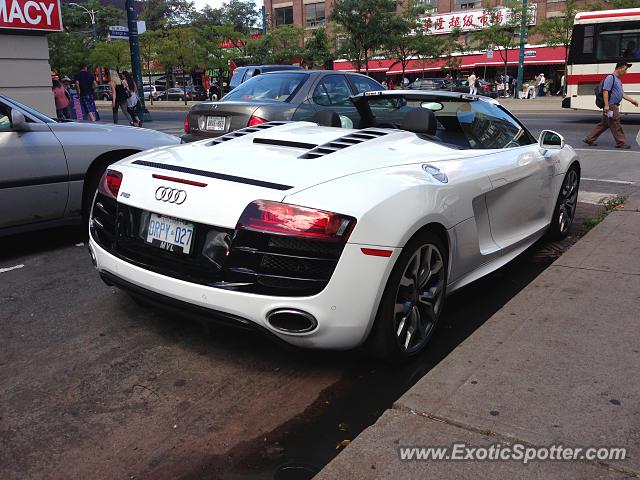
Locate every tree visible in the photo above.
<box><xmin>48</xmin><ymin>32</ymin><xmax>93</xmax><ymax>77</ymax></box>
<box><xmin>469</xmin><ymin>1</ymin><xmax>533</xmax><ymax>77</ymax></box>
<box><xmin>157</xmin><ymin>27</ymin><xmax>205</xmax><ymax>104</ymax></box>
<box><xmin>197</xmin><ymin>23</ymin><xmax>245</xmax><ymax>98</ymax></box>
<box><xmin>331</xmin><ymin>0</ymin><xmax>396</xmax><ymax>74</ymax></box>
<box><xmin>139</xmin><ymin>31</ymin><xmax>162</xmax><ymax>104</ymax></box>
<box><xmin>302</xmin><ymin>28</ymin><xmax>335</xmax><ymax>69</ymax></box>
<box><xmin>247</xmin><ymin>25</ymin><xmax>303</xmax><ymax>65</ymax></box>
<box><xmin>139</xmin><ymin>0</ymin><xmax>196</xmax><ymax>30</ymax></box>
<box><xmin>382</xmin><ymin>1</ymin><xmax>429</xmax><ymax>81</ymax></box>
<box><xmin>61</xmin><ymin>0</ymin><xmax>125</xmax><ymax>39</ymax></box>
<box><xmin>222</xmin><ymin>0</ymin><xmax>260</xmax><ymax>34</ymax></box>
<box><xmin>89</xmin><ymin>40</ymin><xmax>131</xmax><ymax>72</ymax></box>
<box><xmin>413</xmin><ymin>28</ymin><xmax>464</xmax><ymax>77</ymax></box>
<box><xmin>534</xmin><ymin>0</ymin><xmax>581</xmax><ymax>77</ymax></box>
<box><xmin>191</xmin><ymin>5</ymin><xmax>225</xmax><ymax>28</ymax></box>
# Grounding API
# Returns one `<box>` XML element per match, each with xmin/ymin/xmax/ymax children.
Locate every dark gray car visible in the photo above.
<box><xmin>182</xmin><ymin>70</ymin><xmax>384</xmax><ymax>142</ymax></box>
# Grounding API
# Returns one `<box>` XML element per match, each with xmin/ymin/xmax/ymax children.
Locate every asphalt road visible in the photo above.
<box><xmin>1</xmin><ymin>113</ymin><xmax>638</xmax><ymax>480</ymax></box>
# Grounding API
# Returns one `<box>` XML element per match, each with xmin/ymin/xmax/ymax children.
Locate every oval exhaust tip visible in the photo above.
<box><xmin>267</xmin><ymin>309</ymin><xmax>317</xmax><ymax>334</ymax></box>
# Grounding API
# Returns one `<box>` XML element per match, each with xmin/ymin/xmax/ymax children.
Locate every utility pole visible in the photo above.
<box><xmin>69</xmin><ymin>3</ymin><xmax>101</xmax><ymax>82</ymax></box>
<box><xmin>125</xmin><ymin>0</ymin><xmax>150</xmax><ymax>122</ymax></box>
<box><xmin>516</xmin><ymin>0</ymin><xmax>528</xmax><ymax>97</ymax></box>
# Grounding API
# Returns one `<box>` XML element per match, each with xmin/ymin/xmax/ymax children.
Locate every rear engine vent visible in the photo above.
<box><xmin>298</xmin><ymin>129</ymin><xmax>391</xmax><ymax>159</ymax></box>
<box><xmin>90</xmin><ymin>192</ymin><xmax>117</xmax><ymax>250</ymax></box>
<box><xmin>208</xmin><ymin>121</ymin><xmax>289</xmax><ymax>146</ymax></box>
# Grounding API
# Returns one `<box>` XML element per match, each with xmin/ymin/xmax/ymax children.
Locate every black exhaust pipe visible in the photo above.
<box><xmin>266</xmin><ymin>309</ymin><xmax>317</xmax><ymax>334</ymax></box>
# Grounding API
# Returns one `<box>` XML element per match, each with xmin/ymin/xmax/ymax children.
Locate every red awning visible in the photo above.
<box><xmin>333</xmin><ymin>58</ymin><xmax>399</xmax><ymax>73</ymax></box>
<box><xmin>385</xmin><ymin>47</ymin><xmax>566</xmax><ymax>75</ymax></box>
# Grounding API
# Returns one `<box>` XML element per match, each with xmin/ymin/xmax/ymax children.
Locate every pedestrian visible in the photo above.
<box><xmin>503</xmin><ymin>73</ymin><xmax>510</xmax><ymax>97</ymax></box>
<box><xmin>381</xmin><ymin>80</ymin><xmax>388</xmax><ymax>89</ymax></box>
<box><xmin>584</xmin><ymin>61</ymin><xmax>639</xmax><ymax>149</ymax></box>
<box><xmin>74</xmin><ymin>63</ymin><xmax>97</xmax><ymax>121</ymax></box>
<box><xmin>388</xmin><ymin>78</ymin><xmax>396</xmax><ymax>90</ymax></box>
<box><xmin>51</xmin><ymin>79</ymin><xmax>70</xmax><ymax>120</ymax></box>
<box><xmin>122</xmin><ymin>70</ymin><xmax>142</xmax><ymax>127</ymax></box>
<box><xmin>402</xmin><ymin>76</ymin><xmax>410</xmax><ymax>88</ymax></box>
<box><xmin>512</xmin><ymin>77</ymin><xmax>518</xmax><ymax>98</ymax></box>
<box><xmin>468</xmin><ymin>71</ymin><xmax>477</xmax><ymax>95</ymax></box>
<box><xmin>110</xmin><ymin>69</ymin><xmax>133</xmax><ymax>125</ymax></box>
<box><xmin>556</xmin><ymin>74</ymin><xmax>566</xmax><ymax>96</ymax></box>
<box><xmin>445</xmin><ymin>73</ymin><xmax>452</xmax><ymax>80</ymax></box>
<box><xmin>537</xmin><ymin>73</ymin><xmax>546</xmax><ymax>97</ymax></box>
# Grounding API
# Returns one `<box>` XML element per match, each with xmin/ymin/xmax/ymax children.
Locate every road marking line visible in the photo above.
<box><xmin>582</xmin><ymin>178</ymin><xmax>635</xmax><ymax>185</ymax></box>
<box><xmin>0</xmin><ymin>264</ymin><xmax>24</xmax><ymax>274</ymax></box>
<box><xmin>575</xmin><ymin>148</ymin><xmax>640</xmax><ymax>153</ymax></box>
<box><xmin>578</xmin><ymin>191</ymin><xmax>616</xmax><ymax>205</ymax></box>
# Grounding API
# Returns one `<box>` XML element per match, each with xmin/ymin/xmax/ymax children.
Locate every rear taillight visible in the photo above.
<box><xmin>248</xmin><ymin>115</ymin><xmax>268</xmax><ymax>127</ymax></box>
<box><xmin>98</xmin><ymin>169</ymin><xmax>123</xmax><ymax>200</ymax></box>
<box><xmin>237</xmin><ymin>200</ymin><xmax>356</xmax><ymax>241</ymax></box>
<box><xmin>184</xmin><ymin>115</ymin><xmax>190</xmax><ymax>133</ymax></box>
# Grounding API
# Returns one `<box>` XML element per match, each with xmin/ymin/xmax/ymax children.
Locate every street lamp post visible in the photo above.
<box><xmin>125</xmin><ymin>0</ymin><xmax>150</xmax><ymax>123</ymax></box>
<box><xmin>516</xmin><ymin>0</ymin><xmax>528</xmax><ymax>98</ymax></box>
<box><xmin>69</xmin><ymin>3</ymin><xmax>97</xmax><ymax>38</ymax></box>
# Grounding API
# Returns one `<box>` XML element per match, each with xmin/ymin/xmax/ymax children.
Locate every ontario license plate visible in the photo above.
<box><xmin>206</xmin><ymin>116</ymin><xmax>226</xmax><ymax>131</ymax></box>
<box><xmin>146</xmin><ymin>213</ymin><xmax>194</xmax><ymax>254</ymax></box>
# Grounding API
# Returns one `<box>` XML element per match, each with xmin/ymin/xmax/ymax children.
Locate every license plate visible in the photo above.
<box><xmin>146</xmin><ymin>213</ymin><xmax>194</xmax><ymax>254</ymax></box>
<box><xmin>206</xmin><ymin>116</ymin><xmax>226</xmax><ymax>131</ymax></box>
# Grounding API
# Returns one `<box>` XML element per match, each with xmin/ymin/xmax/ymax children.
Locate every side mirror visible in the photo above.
<box><xmin>11</xmin><ymin>109</ymin><xmax>27</xmax><ymax>131</ymax></box>
<box><xmin>539</xmin><ymin>130</ymin><xmax>564</xmax><ymax>150</ymax></box>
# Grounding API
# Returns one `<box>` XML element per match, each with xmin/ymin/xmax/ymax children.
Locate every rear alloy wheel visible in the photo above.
<box><xmin>366</xmin><ymin>232</ymin><xmax>447</xmax><ymax>362</ymax></box>
<box><xmin>548</xmin><ymin>166</ymin><xmax>580</xmax><ymax>240</ymax></box>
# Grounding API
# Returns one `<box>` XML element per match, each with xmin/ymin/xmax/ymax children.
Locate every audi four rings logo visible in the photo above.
<box><xmin>155</xmin><ymin>187</ymin><xmax>187</xmax><ymax>204</ymax></box>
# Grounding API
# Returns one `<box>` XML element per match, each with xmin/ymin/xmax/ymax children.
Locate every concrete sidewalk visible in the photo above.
<box><xmin>317</xmin><ymin>193</ymin><xmax>640</xmax><ymax>479</ymax></box>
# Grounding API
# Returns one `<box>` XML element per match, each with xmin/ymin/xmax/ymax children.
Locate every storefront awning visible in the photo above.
<box><xmin>333</xmin><ymin>47</ymin><xmax>566</xmax><ymax>75</ymax></box>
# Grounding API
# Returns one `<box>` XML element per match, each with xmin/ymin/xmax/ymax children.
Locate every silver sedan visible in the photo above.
<box><xmin>0</xmin><ymin>95</ymin><xmax>180</xmax><ymax>236</ymax></box>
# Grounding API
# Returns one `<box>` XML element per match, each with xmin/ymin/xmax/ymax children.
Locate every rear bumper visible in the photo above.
<box><xmin>562</xmin><ymin>97</ymin><xmax>571</xmax><ymax>109</ymax></box>
<box><xmin>89</xmin><ymin>237</ymin><xmax>400</xmax><ymax>350</ymax></box>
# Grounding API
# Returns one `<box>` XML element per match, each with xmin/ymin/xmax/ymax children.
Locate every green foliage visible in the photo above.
<box><xmin>61</xmin><ymin>0</ymin><xmax>124</xmax><ymax>39</ymax></box>
<box><xmin>89</xmin><ymin>41</ymin><xmax>131</xmax><ymax>71</ymax></box>
<box><xmin>247</xmin><ymin>25</ymin><xmax>303</xmax><ymax>65</ymax></box>
<box><xmin>222</xmin><ymin>0</ymin><xmax>260</xmax><ymax>34</ymax></box>
<box><xmin>191</xmin><ymin>5</ymin><xmax>225</xmax><ymax>28</ymax></box>
<box><xmin>330</xmin><ymin>0</ymin><xmax>397</xmax><ymax>73</ymax></box>
<box><xmin>302</xmin><ymin>28</ymin><xmax>335</xmax><ymax>69</ymax></box>
<box><xmin>48</xmin><ymin>32</ymin><xmax>92</xmax><ymax>77</ymax></box>
<box><xmin>382</xmin><ymin>1</ymin><xmax>430</xmax><ymax>78</ymax></box>
<box><xmin>139</xmin><ymin>0</ymin><xmax>196</xmax><ymax>30</ymax></box>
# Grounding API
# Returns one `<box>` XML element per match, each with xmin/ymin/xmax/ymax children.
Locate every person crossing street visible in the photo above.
<box><xmin>584</xmin><ymin>61</ymin><xmax>639</xmax><ymax>149</ymax></box>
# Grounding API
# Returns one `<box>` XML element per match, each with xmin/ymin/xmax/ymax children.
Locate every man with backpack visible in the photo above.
<box><xmin>584</xmin><ymin>61</ymin><xmax>639</xmax><ymax>149</ymax></box>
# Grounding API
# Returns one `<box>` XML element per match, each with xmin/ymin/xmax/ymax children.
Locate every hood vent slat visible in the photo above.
<box><xmin>298</xmin><ymin>128</ymin><xmax>391</xmax><ymax>159</ymax></box>
<box><xmin>208</xmin><ymin>121</ymin><xmax>289</xmax><ymax>146</ymax></box>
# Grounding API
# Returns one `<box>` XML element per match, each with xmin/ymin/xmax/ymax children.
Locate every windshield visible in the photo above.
<box><xmin>2</xmin><ymin>96</ymin><xmax>55</xmax><ymax>123</ymax></box>
<box><xmin>223</xmin><ymin>73</ymin><xmax>308</xmax><ymax>103</ymax></box>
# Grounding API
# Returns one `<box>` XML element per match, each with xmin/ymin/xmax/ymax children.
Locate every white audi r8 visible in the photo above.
<box><xmin>88</xmin><ymin>91</ymin><xmax>580</xmax><ymax>361</ymax></box>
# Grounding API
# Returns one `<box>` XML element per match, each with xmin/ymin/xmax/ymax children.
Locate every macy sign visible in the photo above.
<box><xmin>0</xmin><ymin>0</ymin><xmax>62</xmax><ymax>32</ymax></box>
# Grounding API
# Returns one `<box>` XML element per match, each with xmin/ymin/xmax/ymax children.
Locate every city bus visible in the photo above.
<box><xmin>563</xmin><ymin>8</ymin><xmax>640</xmax><ymax>113</ymax></box>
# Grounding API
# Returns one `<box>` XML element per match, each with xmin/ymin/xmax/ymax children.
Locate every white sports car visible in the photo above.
<box><xmin>88</xmin><ymin>91</ymin><xmax>580</xmax><ymax>361</ymax></box>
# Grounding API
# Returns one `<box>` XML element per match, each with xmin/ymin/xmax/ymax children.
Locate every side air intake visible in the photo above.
<box><xmin>208</xmin><ymin>121</ymin><xmax>289</xmax><ymax>146</ymax></box>
<box><xmin>298</xmin><ymin>129</ymin><xmax>391</xmax><ymax>159</ymax></box>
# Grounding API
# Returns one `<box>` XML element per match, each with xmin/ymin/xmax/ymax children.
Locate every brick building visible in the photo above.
<box><xmin>263</xmin><ymin>0</ymin><xmax>586</xmax><ymax>88</ymax></box>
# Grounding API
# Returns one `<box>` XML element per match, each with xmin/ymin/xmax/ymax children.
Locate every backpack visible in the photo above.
<box><xmin>595</xmin><ymin>74</ymin><xmax>614</xmax><ymax>109</ymax></box>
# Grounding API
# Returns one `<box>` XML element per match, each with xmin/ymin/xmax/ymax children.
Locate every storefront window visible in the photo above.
<box><xmin>305</xmin><ymin>2</ymin><xmax>325</xmax><ymax>28</ymax></box>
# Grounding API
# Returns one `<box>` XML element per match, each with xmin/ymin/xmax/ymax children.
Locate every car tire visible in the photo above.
<box><xmin>365</xmin><ymin>230</ymin><xmax>448</xmax><ymax>362</ymax></box>
<box><xmin>547</xmin><ymin>165</ymin><xmax>580</xmax><ymax>240</ymax></box>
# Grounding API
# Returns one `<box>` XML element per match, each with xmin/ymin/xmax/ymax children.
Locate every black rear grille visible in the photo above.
<box><xmin>90</xmin><ymin>199</ymin><xmax>345</xmax><ymax>296</ymax></box>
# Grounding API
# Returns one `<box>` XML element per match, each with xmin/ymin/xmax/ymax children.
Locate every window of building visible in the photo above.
<box><xmin>274</xmin><ymin>6</ymin><xmax>293</xmax><ymax>26</ymax></box>
<box><xmin>305</xmin><ymin>2</ymin><xmax>325</xmax><ymax>28</ymax></box>
<box><xmin>454</xmin><ymin>0</ymin><xmax>476</xmax><ymax>10</ymax></box>
<box><xmin>418</xmin><ymin>0</ymin><xmax>437</xmax><ymax>11</ymax></box>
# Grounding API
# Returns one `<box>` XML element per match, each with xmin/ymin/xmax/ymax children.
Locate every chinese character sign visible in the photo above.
<box><xmin>421</xmin><ymin>5</ymin><xmax>536</xmax><ymax>36</ymax></box>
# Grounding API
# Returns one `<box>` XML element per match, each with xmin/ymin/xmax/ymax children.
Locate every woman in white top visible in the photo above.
<box><xmin>122</xmin><ymin>70</ymin><xmax>142</xmax><ymax>127</ymax></box>
<box><xmin>468</xmin><ymin>72</ymin><xmax>477</xmax><ymax>95</ymax></box>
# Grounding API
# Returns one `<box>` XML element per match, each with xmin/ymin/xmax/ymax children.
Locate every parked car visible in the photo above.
<box><xmin>94</xmin><ymin>84</ymin><xmax>112</xmax><ymax>101</ymax></box>
<box><xmin>182</xmin><ymin>70</ymin><xmax>384</xmax><ymax>142</ymax></box>
<box><xmin>89</xmin><ymin>90</ymin><xmax>580</xmax><ymax>361</ymax></box>
<box><xmin>163</xmin><ymin>87</ymin><xmax>206</xmax><ymax>102</ymax></box>
<box><xmin>0</xmin><ymin>95</ymin><xmax>180</xmax><ymax>236</ymax></box>
<box><xmin>228</xmin><ymin>65</ymin><xmax>304</xmax><ymax>92</ymax></box>
<box><xmin>407</xmin><ymin>78</ymin><xmax>452</xmax><ymax>91</ymax></box>
<box><xmin>450</xmin><ymin>78</ymin><xmax>498</xmax><ymax>98</ymax></box>
<box><xmin>143</xmin><ymin>84</ymin><xmax>165</xmax><ymax>101</ymax></box>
